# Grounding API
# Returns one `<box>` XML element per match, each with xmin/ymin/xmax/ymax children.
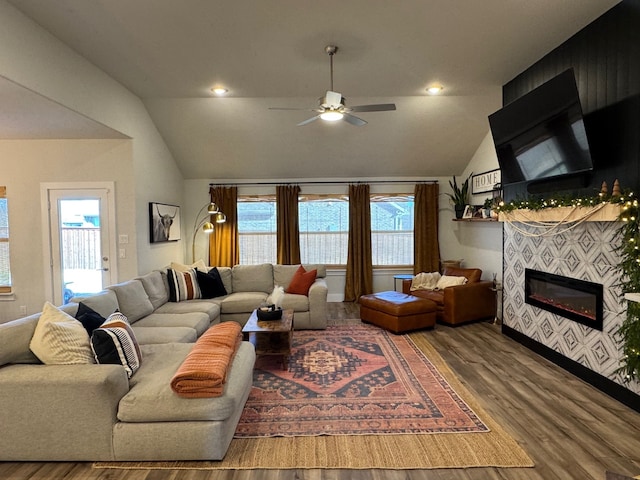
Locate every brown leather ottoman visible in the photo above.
<box><xmin>359</xmin><ymin>291</ymin><xmax>437</xmax><ymax>334</ymax></box>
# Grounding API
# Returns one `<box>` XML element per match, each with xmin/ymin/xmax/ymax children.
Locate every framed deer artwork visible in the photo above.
<box><xmin>149</xmin><ymin>202</ymin><xmax>182</xmax><ymax>243</ymax></box>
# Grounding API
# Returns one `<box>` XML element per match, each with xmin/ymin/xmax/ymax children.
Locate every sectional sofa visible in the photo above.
<box><xmin>0</xmin><ymin>263</ymin><xmax>328</xmax><ymax>461</ymax></box>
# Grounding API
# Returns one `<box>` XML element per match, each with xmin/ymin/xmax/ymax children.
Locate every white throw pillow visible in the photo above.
<box><xmin>435</xmin><ymin>275</ymin><xmax>468</xmax><ymax>290</ymax></box>
<box><xmin>29</xmin><ymin>301</ymin><xmax>95</xmax><ymax>365</ymax></box>
<box><xmin>170</xmin><ymin>259</ymin><xmax>208</xmax><ymax>273</ymax></box>
<box><xmin>267</xmin><ymin>285</ymin><xmax>285</xmax><ymax>308</ymax></box>
<box><xmin>410</xmin><ymin>272</ymin><xmax>441</xmax><ymax>291</ymax></box>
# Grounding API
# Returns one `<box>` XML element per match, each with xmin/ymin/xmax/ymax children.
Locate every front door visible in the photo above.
<box><xmin>45</xmin><ymin>185</ymin><xmax>116</xmax><ymax>305</ymax></box>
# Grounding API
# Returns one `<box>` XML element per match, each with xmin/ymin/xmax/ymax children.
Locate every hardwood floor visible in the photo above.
<box><xmin>2</xmin><ymin>302</ymin><xmax>640</xmax><ymax>480</ymax></box>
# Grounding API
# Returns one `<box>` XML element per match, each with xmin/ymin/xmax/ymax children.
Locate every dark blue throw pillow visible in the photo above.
<box><xmin>75</xmin><ymin>302</ymin><xmax>106</xmax><ymax>335</ymax></box>
<box><xmin>196</xmin><ymin>267</ymin><xmax>228</xmax><ymax>299</ymax></box>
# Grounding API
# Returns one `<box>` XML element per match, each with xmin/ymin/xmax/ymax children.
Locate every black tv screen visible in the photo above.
<box><xmin>488</xmin><ymin>69</ymin><xmax>593</xmax><ymax>186</ymax></box>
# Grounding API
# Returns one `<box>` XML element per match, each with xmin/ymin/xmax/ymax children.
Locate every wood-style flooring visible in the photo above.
<box><xmin>2</xmin><ymin>302</ymin><xmax>639</xmax><ymax>480</ymax></box>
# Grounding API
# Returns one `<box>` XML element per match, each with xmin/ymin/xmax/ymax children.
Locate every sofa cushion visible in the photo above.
<box><xmin>220</xmin><ymin>292</ymin><xmax>268</xmax><ymax>314</ymax></box>
<box><xmin>118</xmin><ymin>342</ymin><xmax>255</xmax><ymax>423</ymax></box>
<box><xmin>75</xmin><ymin>302</ymin><xmax>106</xmax><ymax>335</ymax></box>
<box><xmin>71</xmin><ymin>290</ymin><xmax>119</xmax><ymax>319</ymax></box>
<box><xmin>132</xmin><ymin>326</ymin><xmax>198</xmax><ymax>345</ymax></box>
<box><xmin>91</xmin><ymin>312</ymin><xmax>142</xmax><ymax>378</ymax></box>
<box><xmin>197</xmin><ymin>267</ymin><xmax>227</xmax><ymax>298</ymax></box>
<box><xmin>133</xmin><ymin>312</ymin><xmax>211</xmax><ymax>337</ymax></box>
<box><xmin>136</xmin><ymin>271</ymin><xmax>169</xmax><ymax>310</ymax></box>
<box><xmin>0</xmin><ymin>315</ymin><xmax>40</xmax><ymax>366</ymax></box>
<box><xmin>167</xmin><ymin>268</ymin><xmax>202</xmax><ymax>302</ymax></box>
<box><xmin>231</xmin><ymin>264</ymin><xmax>273</xmax><ymax>293</ymax></box>
<box><xmin>29</xmin><ymin>302</ymin><xmax>94</xmax><ymax>365</ymax></box>
<box><xmin>108</xmin><ymin>280</ymin><xmax>154</xmax><ymax>323</ymax></box>
<box><xmin>153</xmin><ymin>300</ymin><xmax>220</xmax><ymax>322</ymax></box>
<box><xmin>286</xmin><ymin>265</ymin><xmax>317</xmax><ymax>295</ymax></box>
<box><xmin>280</xmin><ymin>293</ymin><xmax>310</xmax><ymax>312</ymax></box>
<box><xmin>216</xmin><ymin>267</ymin><xmax>233</xmax><ymax>294</ymax></box>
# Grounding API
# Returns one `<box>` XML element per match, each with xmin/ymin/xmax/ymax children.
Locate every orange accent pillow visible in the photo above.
<box><xmin>286</xmin><ymin>265</ymin><xmax>317</xmax><ymax>296</ymax></box>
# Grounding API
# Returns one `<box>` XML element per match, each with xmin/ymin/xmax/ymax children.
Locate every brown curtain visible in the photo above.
<box><xmin>276</xmin><ymin>184</ymin><xmax>301</xmax><ymax>265</ymax></box>
<box><xmin>209</xmin><ymin>185</ymin><xmax>239</xmax><ymax>267</ymax></box>
<box><xmin>414</xmin><ymin>182</ymin><xmax>440</xmax><ymax>273</ymax></box>
<box><xmin>344</xmin><ymin>183</ymin><xmax>372</xmax><ymax>302</ymax></box>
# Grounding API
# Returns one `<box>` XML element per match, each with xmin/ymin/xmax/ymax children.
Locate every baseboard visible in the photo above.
<box><xmin>502</xmin><ymin>325</ymin><xmax>640</xmax><ymax>413</ymax></box>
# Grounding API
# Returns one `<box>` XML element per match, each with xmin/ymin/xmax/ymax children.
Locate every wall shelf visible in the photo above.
<box><xmin>453</xmin><ymin>218</ymin><xmax>499</xmax><ymax>222</ymax></box>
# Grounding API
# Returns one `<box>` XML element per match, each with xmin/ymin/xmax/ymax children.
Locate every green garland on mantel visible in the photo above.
<box><xmin>496</xmin><ymin>190</ymin><xmax>640</xmax><ymax>383</ymax></box>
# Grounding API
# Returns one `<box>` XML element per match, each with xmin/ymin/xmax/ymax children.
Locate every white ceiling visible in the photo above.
<box><xmin>4</xmin><ymin>0</ymin><xmax>621</xmax><ymax>179</ymax></box>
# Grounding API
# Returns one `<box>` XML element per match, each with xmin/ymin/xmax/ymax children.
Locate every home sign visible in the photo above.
<box><xmin>471</xmin><ymin>169</ymin><xmax>501</xmax><ymax>194</ymax></box>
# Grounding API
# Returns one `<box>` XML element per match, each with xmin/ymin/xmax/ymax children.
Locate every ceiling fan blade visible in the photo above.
<box><xmin>342</xmin><ymin>113</ymin><xmax>367</xmax><ymax>126</ymax></box>
<box><xmin>297</xmin><ymin>115</ymin><xmax>321</xmax><ymax>126</ymax></box>
<box><xmin>349</xmin><ymin>103</ymin><xmax>397</xmax><ymax>112</ymax></box>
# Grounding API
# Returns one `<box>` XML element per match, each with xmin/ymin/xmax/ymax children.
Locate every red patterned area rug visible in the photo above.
<box><xmin>235</xmin><ymin>323</ymin><xmax>489</xmax><ymax>438</ymax></box>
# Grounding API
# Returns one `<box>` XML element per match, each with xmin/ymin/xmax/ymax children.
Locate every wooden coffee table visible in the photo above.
<box><xmin>242</xmin><ymin>309</ymin><xmax>294</xmax><ymax>370</ymax></box>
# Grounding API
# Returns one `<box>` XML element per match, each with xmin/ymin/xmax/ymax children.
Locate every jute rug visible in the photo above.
<box><xmin>94</xmin><ymin>325</ymin><xmax>534</xmax><ymax>470</ymax></box>
<box><xmin>236</xmin><ymin>324</ymin><xmax>488</xmax><ymax>437</ymax></box>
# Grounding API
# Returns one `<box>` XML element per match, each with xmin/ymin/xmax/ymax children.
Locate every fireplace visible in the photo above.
<box><xmin>525</xmin><ymin>269</ymin><xmax>603</xmax><ymax>330</ymax></box>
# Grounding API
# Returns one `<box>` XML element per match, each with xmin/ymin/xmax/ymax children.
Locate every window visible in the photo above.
<box><xmin>370</xmin><ymin>194</ymin><xmax>414</xmax><ymax>267</ymax></box>
<box><xmin>0</xmin><ymin>187</ymin><xmax>11</xmax><ymax>293</ymax></box>
<box><xmin>299</xmin><ymin>195</ymin><xmax>349</xmax><ymax>266</ymax></box>
<box><xmin>237</xmin><ymin>196</ymin><xmax>276</xmax><ymax>264</ymax></box>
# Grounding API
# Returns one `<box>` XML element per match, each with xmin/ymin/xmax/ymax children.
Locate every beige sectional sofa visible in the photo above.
<box><xmin>0</xmin><ymin>263</ymin><xmax>328</xmax><ymax>461</ymax></box>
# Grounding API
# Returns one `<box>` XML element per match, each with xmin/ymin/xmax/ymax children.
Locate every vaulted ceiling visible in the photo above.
<box><xmin>3</xmin><ymin>0</ymin><xmax>621</xmax><ymax>180</ymax></box>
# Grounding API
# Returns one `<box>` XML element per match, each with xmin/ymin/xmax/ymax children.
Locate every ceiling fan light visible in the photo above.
<box><xmin>211</xmin><ymin>87</ymin><xmax>228</xmax><ymax>95</ymax></box>
<box><xmin>427</xmin><ymin>85</ymin><xmax>443</xmax><ymax>95</ymax></box>
<box><xmin>320</xmin><ymin>111</ymin><xmax>344</xmax><ymax>122</ymax></box>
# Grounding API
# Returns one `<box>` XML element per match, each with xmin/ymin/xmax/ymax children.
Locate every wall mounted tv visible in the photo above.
<box><xmin>488</xmin><ymin>69</ymin><xmax>594</xmax><ymax>187</ymax></box>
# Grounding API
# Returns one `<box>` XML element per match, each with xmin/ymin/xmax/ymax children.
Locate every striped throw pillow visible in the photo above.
<box><xmin>167</xmin><ymin>268</ymin><xmax>202</xmax><ymax>302</ymax></box>
<box><xmin>91</xmin><ymin>312</ymin><xmax>142</xmax><ymax>378</ymax></box>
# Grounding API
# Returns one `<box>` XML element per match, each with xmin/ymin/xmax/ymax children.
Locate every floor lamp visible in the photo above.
<box><xmin>191</xmin><ymin>202</ymin><xmax>226</xmax><ymax>263</ymax></box>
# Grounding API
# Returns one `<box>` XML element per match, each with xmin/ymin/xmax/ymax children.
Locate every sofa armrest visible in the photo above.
<box><xmin>0</xmin><ymin>364</ymin><xmax>129</xmax><ymax>461</ymax></box>
<box><xmin>402</xmin><ymin>278</ymin><xmax>412</xmax><ymax>294</ymax></box>
<box><xmin>442</xmin><ymin>281</ymin><xmax>496</xmax><ymax>325</ymax></box>
<box><xmin>307</xmin><ymin>278</ymin><xmax>328</xmax><ymax>329</ymax></box>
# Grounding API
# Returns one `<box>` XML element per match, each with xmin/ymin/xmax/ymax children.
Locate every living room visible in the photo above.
<box><xmin>1</xmin><ymin>1</ymin><xmax>640</xmax><ymax>478</ymax></box>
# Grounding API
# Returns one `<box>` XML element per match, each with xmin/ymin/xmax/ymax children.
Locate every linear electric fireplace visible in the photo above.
<box><xmin>525</xmin><ymin>269</ymin><xmax>603</xmax><ymax>330</ymax></box>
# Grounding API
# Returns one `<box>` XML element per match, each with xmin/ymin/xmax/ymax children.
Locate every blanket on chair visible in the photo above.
<box><xmin>170</xmin><ymin>322</ymin><xmax>243</xmax><ymax>398</ymax></box>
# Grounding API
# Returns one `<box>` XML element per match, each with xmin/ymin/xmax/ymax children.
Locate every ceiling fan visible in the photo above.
<box><xmin>269</xmin><ymin>45</ymin><xmax>396</xmax><ymax>126</ymax></box>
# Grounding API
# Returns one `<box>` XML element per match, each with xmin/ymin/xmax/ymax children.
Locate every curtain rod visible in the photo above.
<box><xmin>209</xmin><ymin>180</ymin><xmax>438</xmax><ymax>187</ymax></box>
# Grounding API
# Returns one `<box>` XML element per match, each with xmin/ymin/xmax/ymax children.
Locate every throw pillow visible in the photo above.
<box><xmin>91</xmin><ymin>312</ymin><xmax>142</xmax><ymax>378</ymax></box>
<box><xmin>286</xmin><ymin>265</ymin><xmax>317</xmax><ymax>296</ymax></box>
<box><xmin>170</xmin><ymin>259</ymin><xmax>208</xmax><ymax>273</ymax></box>
<box><xmin>167</xmin><ymin>268</ymin><xmax>202</xmax><ymax>302</ymax></box>
<box><xmin>75</xmin><ymin>302</ymin><xmax>106</xmax><ymax>335</ymax></box>
<box><xmin>267</xmin><ymin>285</ymin><xmax>285</xmax><ymax>308</ymax></box>
<box><xmin>196</xmin><ymin>267</ymin><xmax>228</xmax><ymax>298</ymax></box>
<box><xmin>410</xmin><ymin>272</ymin><xmax>441</xmax><ymax>291</ymax></box>
<box><xmin>435</xmin><ymin>275</ymin><xmax>468</xmax><ymax>290</ymax></box>
<box><xmin>29</xmin><ymin>301</ymin><xmax>95</xmax><ymax>365</ymax></box>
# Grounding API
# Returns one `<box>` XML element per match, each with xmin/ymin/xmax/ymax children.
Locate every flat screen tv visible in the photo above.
<box><xmin>488</xmin><ymin>69</ymin><xmax>593</xmax><ymax>187</ymax></box>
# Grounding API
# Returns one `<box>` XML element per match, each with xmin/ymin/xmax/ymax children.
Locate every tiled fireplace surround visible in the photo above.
<box><xmin>503</xmin><ymin>219</ymin><xmax>640</xmax><ymax>397</ymax></box>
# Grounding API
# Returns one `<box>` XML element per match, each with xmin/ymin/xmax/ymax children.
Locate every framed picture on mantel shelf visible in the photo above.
<box><xmin>471</xmin><ymin>169</ymin><xmax>501</xmax><ymax>195</ymax></box>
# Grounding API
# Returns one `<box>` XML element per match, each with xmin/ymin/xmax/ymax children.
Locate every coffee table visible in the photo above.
<box><xmin>242</xmin><ymin>309</ymin><xmax>294</xmax><ymax>370</ymax></box>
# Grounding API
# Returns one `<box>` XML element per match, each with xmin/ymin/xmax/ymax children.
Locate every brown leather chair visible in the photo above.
<box><xmin>402</xmin><ymin>266</ymin><xmax>496</xmax><ymax>326</ymax></box>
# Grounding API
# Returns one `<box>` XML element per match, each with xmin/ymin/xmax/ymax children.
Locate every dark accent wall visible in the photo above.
<box><xmin>502</xmin><ymin>0</ymin><xmax>640</xmax><ymax>201</ymax></box>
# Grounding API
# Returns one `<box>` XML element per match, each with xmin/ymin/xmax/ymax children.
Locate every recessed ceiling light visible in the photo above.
<box><xmin>426</xmin><ymin>85</ymin><xmax>443</xmax><ymax>95</ymax></box>
<box><xmin>211</xmin><ymin>87</ymin><xmax>228</xmax><ymax>96</ymax></box>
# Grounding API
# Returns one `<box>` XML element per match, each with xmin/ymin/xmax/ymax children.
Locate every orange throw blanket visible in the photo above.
<box><xmin>170</xmin><ymin>322</ymin><xmax>243</xmax><ymax>398</ymax></box>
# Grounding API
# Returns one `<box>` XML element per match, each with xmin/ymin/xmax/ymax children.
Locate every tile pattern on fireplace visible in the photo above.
<box><xmin>503</xmin><ymin>221</ymin><xmax>640</xmax><ymax>395</ymax></box>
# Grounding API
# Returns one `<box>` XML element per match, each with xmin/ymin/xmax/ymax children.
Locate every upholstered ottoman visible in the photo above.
<box><xmin>359</xmin><ymin>291</ymin><xmax>437</xmax><ymax>334</ymax></box>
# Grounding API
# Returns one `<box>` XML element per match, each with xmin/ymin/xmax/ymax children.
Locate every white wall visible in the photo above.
<box><xmin>0</xmin><ymin>140</ymin><xmax>136</xmax><ymax>321</ymax></box>
<box><xmin>452</xmin><ymin>132</ymin><xmax>503</xmax><ymax>282</ymax></box>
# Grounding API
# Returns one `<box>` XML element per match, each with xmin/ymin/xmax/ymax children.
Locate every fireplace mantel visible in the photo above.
<box><xmin>499</xmin><ymin>203</ymin><xmax>621</xmax><ymax>223</ymax></box>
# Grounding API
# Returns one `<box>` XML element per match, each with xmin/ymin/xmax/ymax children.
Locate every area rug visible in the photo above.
<box><xmin>94</xmin><ymin>325</ymin><xmax>534</xmax><ymax>470</ymax></box>
<box><xmin>236</xmin><ymin>323</ymin><xmax>488</xmax><ymax>437</ymax></box>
